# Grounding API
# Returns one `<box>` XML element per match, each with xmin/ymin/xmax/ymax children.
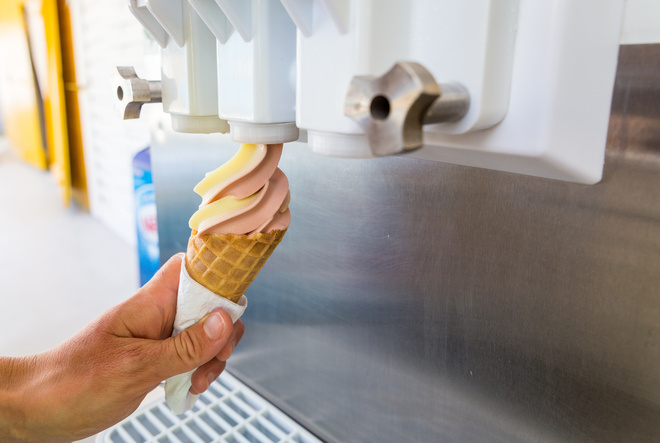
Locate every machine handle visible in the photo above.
<box><xmin>345</xmin><ymin>62</ymin><xmax>469</xmax><ymax>156</ymax></box>
<box><xmin>115</xmin><ymin>66</ymin><xmax>162</xmax><ymax>120</ymax></box>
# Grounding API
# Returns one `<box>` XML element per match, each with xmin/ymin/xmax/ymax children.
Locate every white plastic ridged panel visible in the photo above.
<box><xmin>96</xmin><ymin>372</ymin><xmax>321</xmax><ymax>443</ymax></box>
<box><xmin>68</xmin><ymin>0</ymin><xmax>159</xmax><ymax>245</ymax></box>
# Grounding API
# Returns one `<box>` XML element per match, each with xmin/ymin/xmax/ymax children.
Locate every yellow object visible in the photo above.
<box><xmin>0</xmin><ymin>0</ymin><xmax>87</xmax><ymax>207</ymax></box>
<box><xmin>194</xmin><ymin>144</ymin><xmax>264</xmax><ymax>201</ymax></box>
<box><xmin>41</xmin><ymin>0</ymin><xmax>71</xmax><ymax>205</ymax></box>
<box><xmin>189</xmin><ymin>193</ymin><xmax>259</xmax><ymax>231</ymax></box>
<box><xmin>186</xmin><ymin>230</ymin><xmax>287</xmax><ymax>303</ymax></box>
<box><xmin>57</xmin><ymin>0</ymin><xmax>88</xmax><ymax>208</ymax></box>
<box><xmin>0</xmin><ymin>0</ymin><xmax>47</xmax><ymax>169</ymax></box>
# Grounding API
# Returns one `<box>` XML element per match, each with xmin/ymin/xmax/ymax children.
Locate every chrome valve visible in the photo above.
<box><xmin>115</xmin><ymin>66</ymin><xmax>162</xmax><ymax>119</ymax></box>
<box><xmin>345</xmin><ymin>62</ymin><xmax>470</xmax><ymax>156</ymax></box>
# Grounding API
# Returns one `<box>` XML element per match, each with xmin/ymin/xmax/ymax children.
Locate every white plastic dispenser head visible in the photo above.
<box><xmin>127</xmin><ymin>0</ymin><xmax>228</xmax><ymax>134</ymax></box>
<box><xmin>283</xmin><ymin>0</ymin><xmax>519</xmax><ymax>157</ymax></box>
<box><xmin>211</xmin><ymin>0</ymin><xmax>299</xmax><ymax>144</ymax></box>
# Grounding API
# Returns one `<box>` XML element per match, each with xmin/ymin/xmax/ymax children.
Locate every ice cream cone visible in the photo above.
<box><xmin>185</xmin><ymin>229</ymin><xmax>286</xmax><ymax>303</ymax></box>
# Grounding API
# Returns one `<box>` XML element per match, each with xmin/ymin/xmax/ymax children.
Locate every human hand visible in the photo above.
<box><xmin>0</xmin><ymin>254</ymin><xmax>244</xmax><ymax>442</ymax></box>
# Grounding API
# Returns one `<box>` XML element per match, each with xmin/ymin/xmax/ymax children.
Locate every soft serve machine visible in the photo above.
<box><xmin>115</xmin><ymin>1</ymin><xmax>660</xmax><ymax>441</ymax></box>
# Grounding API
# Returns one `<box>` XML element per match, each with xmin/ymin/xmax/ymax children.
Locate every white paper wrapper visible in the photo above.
<box><xmin>165</xmin><ymin>254</ymin><xmax>248</xmax><ymax>414</ymax></box>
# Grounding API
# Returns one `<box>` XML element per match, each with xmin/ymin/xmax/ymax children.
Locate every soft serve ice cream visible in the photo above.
<box><xmin>189</xmin><ymin>143</ymin><xmax>290</xmax><ymax>235</ymax></box>
<box><xmin>184</xmin><ymin>143</ymin><xmax>290</xmax><ymax>303</ymax></box>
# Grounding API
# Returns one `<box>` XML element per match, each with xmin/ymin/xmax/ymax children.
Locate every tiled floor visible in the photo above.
<box><xmin>0</xmin><ymin>137</ymin><xmax>142</xmax><ymax>441</ymax></box>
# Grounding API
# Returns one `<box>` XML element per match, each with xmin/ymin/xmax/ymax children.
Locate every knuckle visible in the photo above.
<box><xmin>234</xmin><ymin>320</ymin><xmax>245</xmax><ymax>341</ymax></box>
<box><xmin>174</xmin><ymin>330</ymin><xmax>203</xmax><ymax>366</ymax></box>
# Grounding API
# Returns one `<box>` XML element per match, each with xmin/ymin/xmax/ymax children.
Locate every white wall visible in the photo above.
<box><xmin>621</xmin><ymin>0</ymin><xmax>660</xmax><ymax>44</ymax></box>
<box><xmin>69</xmin><ymin>0</ymin><xmax>159</xmax><ymax>245</ymax></box>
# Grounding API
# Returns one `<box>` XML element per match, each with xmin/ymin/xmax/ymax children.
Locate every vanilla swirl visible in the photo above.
<box><xmin>188</xmin><ymin>144</ymin><xmax>291</xmax><ymax>235</ymax></box>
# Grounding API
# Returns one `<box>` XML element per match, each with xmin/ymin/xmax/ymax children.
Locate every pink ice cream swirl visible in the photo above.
<box><xmin>190</xmin><ymin>144</ymin><xmax>291</xmax><ymax>236</ymax></box>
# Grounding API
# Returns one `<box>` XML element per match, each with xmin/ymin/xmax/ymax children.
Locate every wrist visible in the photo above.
<box><xmin>0</xmin><ymin>356</ymin><xmax>37</xmax><ymax>442</ymax></box>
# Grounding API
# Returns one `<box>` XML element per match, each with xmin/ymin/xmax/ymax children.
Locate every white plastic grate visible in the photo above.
<box><xmin>96</xmin><ymin>372</ymin><xmax>321</xmax><ymax>443</ymax></box>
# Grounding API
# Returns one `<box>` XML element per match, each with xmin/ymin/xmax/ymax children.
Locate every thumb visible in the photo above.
<box><xmin>155</xmin><ymin>309</ymin><xmax>234</xmax><ymax>379</ymax></box>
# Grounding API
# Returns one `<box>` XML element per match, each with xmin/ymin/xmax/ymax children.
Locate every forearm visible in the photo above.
<box><xmin>0</xmin><ymin>356</ymin><xmax>36</xmax><ymax>442</ymax></box>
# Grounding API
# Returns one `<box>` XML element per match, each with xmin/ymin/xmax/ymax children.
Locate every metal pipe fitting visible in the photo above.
<box><xmin>115</xmin><ymin>66</ymin><xmax>162</xmax><ymax>119</ymax></box>
<box><xmin>345</xmin><ymin>61</ymin><xmax>470</xmax><ymax>157</ymax></box>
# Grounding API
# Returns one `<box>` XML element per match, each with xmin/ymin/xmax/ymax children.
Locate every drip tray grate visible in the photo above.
<box><xmin>96</xmin><ymin>372</ymin><xmax>321</xmax><ymax>443</ymax></box>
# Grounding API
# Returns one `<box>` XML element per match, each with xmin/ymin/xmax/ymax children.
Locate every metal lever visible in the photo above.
<box><xmin>115</xmin><ymin>66</ymin><xmax>162</xmax><ymax>119</ymax></box>
<box><xmin>344</xmin><ymin>61</ymin><xmax>470</xmax><ymax>156</ymax></box>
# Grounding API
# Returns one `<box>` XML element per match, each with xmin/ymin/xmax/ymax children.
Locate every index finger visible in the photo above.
<box><xmin>142</xmin><ymin>253</ymin><xmax>182</xmax><ymax>297</ymax></box>
<box><xmin>135</xmin><ymin>253</ymin><xmax>183</xmax><ymax>327</ymax></box>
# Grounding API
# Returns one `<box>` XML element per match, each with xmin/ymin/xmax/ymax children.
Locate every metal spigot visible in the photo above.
<box><xmin>115</xmin><ymin>66</ymin><xmax>162</xmax><ymax>119</ymax></box>
<box><xmin>344</xmin><ymin>61</ymin><xmax>470</xmax><ymax>156</ymax></box>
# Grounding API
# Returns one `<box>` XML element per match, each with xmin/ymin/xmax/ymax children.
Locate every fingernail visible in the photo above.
<box><xmin>219</xmin><ymin>343</ymin><xmax>234</xmax><ymax>361</ymax></box>
<box><xmin>203</xmin><ymin>312</ymin><xmax>226</xmax><ymax>340</ymax></box>
<box><xmin>207</xmin><ymin>371</ymin><xmax>218</xmax><ymax>387</ymax></box>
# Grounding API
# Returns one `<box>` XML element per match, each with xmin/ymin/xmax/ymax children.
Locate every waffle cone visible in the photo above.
<box><xmin>185</xmin><ymin>229</ymin><xmax>286</xmax><ymax>303</ymax></box>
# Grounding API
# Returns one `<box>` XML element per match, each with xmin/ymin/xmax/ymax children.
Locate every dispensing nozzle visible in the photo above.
<box><xmin>345</xmin><ymin>61</ymin><xmax>470</xmax><ymax>156</ymax></box>
<box><xmin>115</xmin><ymin>66</ymin><xmax>162</xmax><ymax>119</ymax></box>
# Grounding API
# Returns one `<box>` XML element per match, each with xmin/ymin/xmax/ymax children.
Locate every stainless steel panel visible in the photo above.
<box><xmin>153</xmin><ymin>44</ymin><xmax>660</xmax><ymax>442</ymax></box>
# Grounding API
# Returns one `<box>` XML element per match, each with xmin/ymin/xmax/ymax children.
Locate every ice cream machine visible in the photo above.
<box><xmin>116</xmin><ymin>0</ymin><xmax>625</xmax><ymax>184</ymax></box>
<box><xmin>111</xmin><ymin>2</ymin><xmax>660</xmax><ymax>442</ymax></box>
